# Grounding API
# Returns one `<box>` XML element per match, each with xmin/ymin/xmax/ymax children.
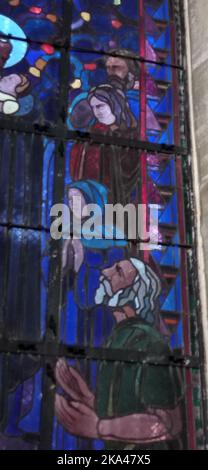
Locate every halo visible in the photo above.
<box><xmin>0</xmin><ymin>15</ymin><xmax>28</xmax><ymax>68</ymax></box>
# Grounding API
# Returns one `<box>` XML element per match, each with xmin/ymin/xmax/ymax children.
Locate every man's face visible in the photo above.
<box><xmin>102</xmin><ymin>260</ymin><xmax>137</xmax><ymax>294</ymax></box>
<box><xmin>0</xmin><ymin>41</ymin><xmax>12</xmax><ymax>70</ymax></box>
<box><xmin>106</xmin><ymin>57</ymin><xmax>129</xmax><ymax>80</ymax></box>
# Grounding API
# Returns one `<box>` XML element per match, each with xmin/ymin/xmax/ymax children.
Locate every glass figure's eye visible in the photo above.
<box><xmin>116</xmin><ymin>265</ymin><xmax>123</xmax><ymax>276</ymax></box>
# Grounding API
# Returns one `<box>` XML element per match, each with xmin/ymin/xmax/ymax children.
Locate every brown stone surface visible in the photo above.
<box><xmin>188</xmin><ymin>0</ymin><xmax>208</xmax><ymax>298</ymax></box>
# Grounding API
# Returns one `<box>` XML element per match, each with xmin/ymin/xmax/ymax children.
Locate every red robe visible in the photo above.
<box><xmin>70</xmin><ymin>123</ymin><xmax>141</xmax><ymax>204</ymax></box>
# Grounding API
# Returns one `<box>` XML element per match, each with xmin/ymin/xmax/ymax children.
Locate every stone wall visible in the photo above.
<box><xmin>185</xmin><ymin>0</ymin><xmax>208</xmax><ymax>446</ymax></box>
<box><xmin>188</xmin><ymin>0</ymin><xmax>208</xmax><ymax>281</ymax></box>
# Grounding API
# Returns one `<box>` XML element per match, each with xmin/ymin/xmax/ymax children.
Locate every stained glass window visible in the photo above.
<box><xmin>0</xmin><ymin>0</ymin><xmax>206</xmax><ymax>451</ymax></box>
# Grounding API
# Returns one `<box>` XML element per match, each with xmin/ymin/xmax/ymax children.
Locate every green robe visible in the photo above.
<box><xmin>95</xmin><ymin>318</ymin><xmax>183</xmax><ymax>450</ymax></box>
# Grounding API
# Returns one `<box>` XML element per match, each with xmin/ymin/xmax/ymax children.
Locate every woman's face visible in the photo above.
<box><xmin>90</xmin><ymin>96</ymin><xmax>116</xmax><ymax>126</ymax></box>
<box><xmin>68</xmin><ymin>188</ymin><xmax>86</xmax><ymax>219</ymax></box>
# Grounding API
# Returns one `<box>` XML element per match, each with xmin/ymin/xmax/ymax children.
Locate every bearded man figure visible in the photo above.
<box><xmin>55</xmin><ymin>258</ymin><xmax>183</xmax><ymax>450</ymax></box>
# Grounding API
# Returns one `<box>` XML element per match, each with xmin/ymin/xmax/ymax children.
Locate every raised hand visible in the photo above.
<box><xmin>62</xmin><ymin>239</ymin><xmax>84</xmax><ymax>275</ymax></box>
<box><xmin>55</xmin><ymin>359</ymin><xmax>95</xmax><ymax>409</ymax></box>
<box><xmin>55</xmin><ymin>395</ymin><xmax>99</xmax><ymax>440</ymax></box>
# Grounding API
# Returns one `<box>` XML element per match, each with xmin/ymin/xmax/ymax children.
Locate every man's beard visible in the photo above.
<box><xmin>95</xmin><ymin>276</ymin><xmax>113</xmax><ymax>305</ymax></box>
<box><xmin>95</xmin><ymin>276</ymin><xmax>123</xmax><ymax>308</ymax></box>
<box><xmin>108</xmin><ymin>73</ymin><xmax>135</xmax><ymax>91</ymax></box>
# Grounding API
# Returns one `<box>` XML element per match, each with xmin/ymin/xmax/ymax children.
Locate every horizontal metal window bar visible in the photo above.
<box><xmin>0</xmin><ymin>222</ymin><xmax>193</xmax><ymax>250</ymax></box>
<box><xmin>0</xmin><ymin>119</ymin><xmax>189</xmax><ymax>156</ymax></box>
<box><xmin>0</xmin><ymin>35</ymin><xmax>184</xmax><ymax>70</ymax></box>
<box><xmin>0</xmin><ymin>339</ymin><xmax>200</xmax><ymax>369</ymax></box>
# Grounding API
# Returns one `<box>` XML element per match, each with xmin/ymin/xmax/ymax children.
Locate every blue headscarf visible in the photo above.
<box><xmin>68</xmin><ymin>180</ymin><xmax>127</xmax><ymax>249</ymax></box>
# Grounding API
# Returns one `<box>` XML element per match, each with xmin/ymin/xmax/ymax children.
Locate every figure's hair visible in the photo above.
<box><xmin>105</xmin><ymin>49</ymin><xmax>140</xmax><ymax>83</ymax></box>
<box><xmin>88</xmin><ymin>84</ymin><xmax>136</xmax><ymax>130</ymax></box>
<box><xmin>0</xmin><ymin>35</ymin><xmax>12</xmax><ymax>48</ymax></box>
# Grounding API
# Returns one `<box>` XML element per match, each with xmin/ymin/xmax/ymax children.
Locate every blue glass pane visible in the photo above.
<box><xmin>0</xmin><ymin>227</ymin><xmax>49</xmax><ymax>341</ymax></box>
<box><xmin>0</xmin><ymin>1</ymin><xmax>64</xmax><ymax>43</ymax></box>
<box><xmin>71</xmin><ymin>0</ymin><xmax>180</xmax><ymax>66</ymax></box>
<box><xmin>0</xmin><ymin>133</ymin><xmax>55</xmax><ymax>227</ymax></box>
<box><xmin>0</xmin><ymin>354</ymin><xmax>41</xmax><ymax>450</ymax></box>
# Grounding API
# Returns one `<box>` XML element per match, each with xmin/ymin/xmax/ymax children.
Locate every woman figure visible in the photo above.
<box><xmin>61</xmin><ymin>179</ymin><xmax>127</xmax><ymax>347</ymax></box>
<box><xmin>70</xmin><ymin>85</ymin><xmax>140</xmax><ymax>204</ymax></box>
